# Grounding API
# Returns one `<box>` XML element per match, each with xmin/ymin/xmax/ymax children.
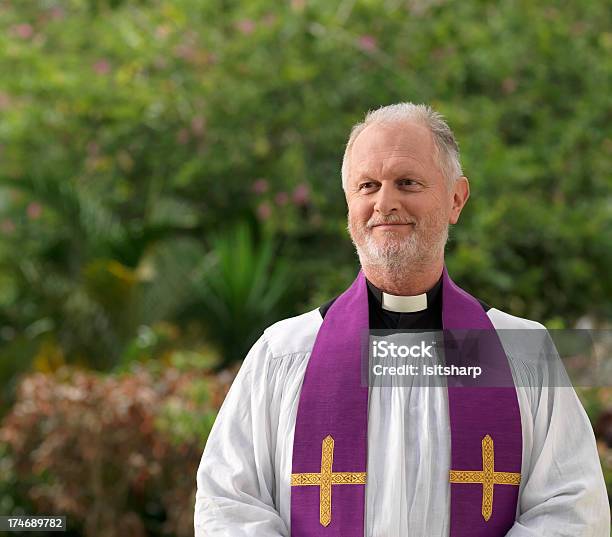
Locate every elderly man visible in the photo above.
<box><xmin>194</xmin><ymin>103</ymin><xmax>609</xmax><ymax>536</ymax></box>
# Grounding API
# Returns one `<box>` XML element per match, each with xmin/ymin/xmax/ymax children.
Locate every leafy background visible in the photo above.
<box><xmin>0</xmin><ymin>0</ymin><xmax>610</xmax><ymax>535</ymax></box>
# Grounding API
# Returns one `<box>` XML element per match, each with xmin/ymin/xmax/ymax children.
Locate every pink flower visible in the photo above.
<box><xmin>87</xmin><ymin>142</ymin><xmax>100</xmax><ymax>157</ymax></box>
<box><xmin>153</xmin><ymin>56</ymin><xmax>168</xmax><ymax>70</ymax></box>
<box><xmin>12</xmin><ymin>24</ymin><xmax>34</xmax><ymax>40</ymax></box>
<box><xmin>49</xmin><ymin>7</ymin><xmax>65</xmax><ymax>20</ymax></box>
<box><xmin>262</xmin><ymin>14</ymin><xmax>278</xmax><ymax>27</ymax></box>
<box><xmin>251</xmin><ymin>179</ymin><xmax>269</xmax><ymax>194</ymax></box>
<box><xmin>191</xmin><ymin>116</ymin><xmax>206</xmax><ymax>137</ymax></box>
<box><xmin>176</xmin><ymin>128</ymin><xmax>190</xmax><ymax>145</ymax></box>
<box><xmin>1</xmin><ymin>219</ymin><xmax>15</xmax><ymax>234</ymax></box>
<box><xmin>155</xmin><ymin>25</ymin><xmax>171</xmax><ymax>39</ymax></box>
<box><xmin>256</xmin><ymin>202</ymin><xmax>272</xmax><ymax>220</ymax></box>
<box><xmin>357</xmin><ymin>35</ymin><xmax>377</xmax><ymax>52</ymax></box>
<box><xmin>93</xmin><ymin>59</ymin><xmax>111</xmax><ymax>75</ymax></box>
<box><xmin>236</xmin><ymin>19</ymin><xmax>256</xmax><ymax>35</ymax></box>
<box><xmin>174</xmin><ymin>44</ymin><xmax>196</xmax><ymax>61</ymax></box>
<box><xmin>0</xmin><ymin>93</ymin><xmax>10</xmax><ymax>110</ymax></box>
<box><xmin>275</xmin><ymin>192</ymin><xmax>289</xmax><ymax>206</ymax></box>
<box><xmin>292</xmin><ymin>183</ymin><xmax>310</xmax><ymax>206</ymax></box>
<box><xmin>27</xmin><ymin>202</ymin><xmax>42</xmax><ymax>220</ymax></box>
<box><xmin>501</xmin><ymin>78</ymin><xmax>517</xmax><ymax>95</ymax></box>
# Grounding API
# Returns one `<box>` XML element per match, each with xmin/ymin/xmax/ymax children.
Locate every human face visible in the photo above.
<box><xmin>346</xmin><ymin>121</ymin><xmax>468</xmax><ymax>271</ymax></box>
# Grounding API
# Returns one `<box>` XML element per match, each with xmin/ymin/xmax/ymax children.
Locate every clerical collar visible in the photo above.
<box><xmin>366</xmin><ymin>277</ymin><xmax>442</xmax><ymax>313</ymax></box>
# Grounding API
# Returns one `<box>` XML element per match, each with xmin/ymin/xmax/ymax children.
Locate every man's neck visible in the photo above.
<box><xmin>362</xmin><ymin>258</ymin><xmax>444</xmax><ymax>296</ymax></box>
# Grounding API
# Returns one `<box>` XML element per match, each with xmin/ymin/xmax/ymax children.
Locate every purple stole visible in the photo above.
<box><xmin>291</xmin><ymin>267</ymin><xmax>522</xmax><ymax>536</ymax></box>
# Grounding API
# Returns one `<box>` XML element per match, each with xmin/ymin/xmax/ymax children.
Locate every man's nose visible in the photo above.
<box><xmin>373</xmin><ymin>183</ymin><xmax>399</xmax><ymax>215</ymax></box>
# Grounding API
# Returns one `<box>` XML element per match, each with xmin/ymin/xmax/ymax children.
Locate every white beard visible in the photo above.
<box><xmin>348</xmin><ymin>212</ymin><xmax>449</xmax><ymax>272</ymax></box>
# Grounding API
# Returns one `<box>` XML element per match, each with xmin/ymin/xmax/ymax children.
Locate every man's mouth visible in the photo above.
<box><xmin>370</xmin><ymin>223</ymin><xmax>415</xmax><ymax>229</ymax></box>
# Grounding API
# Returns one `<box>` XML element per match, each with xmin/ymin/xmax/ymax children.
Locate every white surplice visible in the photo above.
<box><xmin>194</xmin><ymin>307</ymin><xmax>610</xmax><ymax>536</ymax></box>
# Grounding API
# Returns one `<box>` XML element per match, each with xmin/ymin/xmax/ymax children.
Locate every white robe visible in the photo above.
<box><xmin>194</xmin><ymin>306</ymin><xmax>610</xmax><ymax>536</ymax></box>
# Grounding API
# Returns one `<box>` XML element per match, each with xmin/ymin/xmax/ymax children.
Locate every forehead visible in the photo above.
<box><xmin>349</xmin><ymin>121</ymin><xmax>438</xmax><ymax>177</ymax></box>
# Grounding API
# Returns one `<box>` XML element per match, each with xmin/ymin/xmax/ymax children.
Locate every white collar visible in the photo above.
<box><xmin>381</xmin><ymin>291</ymin><xmax>428</xmax><ymax>313</ymax></box>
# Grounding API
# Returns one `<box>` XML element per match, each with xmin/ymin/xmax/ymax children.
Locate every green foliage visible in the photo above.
<box><xmin>187</xmin><ymin>223</ymin><xmax>292</xmax><ymax>368</ymax></box>
<box><xmin>0</xmin><ymin>3</ymin><xmax>609</xmax><ymax>361</ymax></box>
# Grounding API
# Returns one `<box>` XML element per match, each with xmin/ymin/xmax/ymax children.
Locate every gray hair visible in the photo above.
<box><xmin>341</xmin><ymin>103</ymin><xmax>463</xmax><ymax>190</ymax></box>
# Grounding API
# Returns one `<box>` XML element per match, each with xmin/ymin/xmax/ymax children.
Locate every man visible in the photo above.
<box><xmin>194</xmin><ymin>103</ymin><xmax>609</xmax><ymax>536</ymax></box>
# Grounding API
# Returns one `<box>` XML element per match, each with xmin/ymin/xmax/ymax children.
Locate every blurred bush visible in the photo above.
<box><xmin>578</xmin><ymin>387</ymin><xmax>612</xmax><ymax>500</ymax></box>
<box><xmin>2</xmin><ymin>366</ymin><xmax>610</xmax><ymax>535</ymax></box>
<box><xmin>0</xmin><ymin>360</ymin><xmax>235</xmax><ymax>537</ymax></box>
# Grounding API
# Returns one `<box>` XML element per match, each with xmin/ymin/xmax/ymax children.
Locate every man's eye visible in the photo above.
<box><xmin>359</xmin><ymin>182</ymin><xmax>376</xmax><ymax>190</ymax></box>
<box><xmin>398</xmin><ymin>179</ymin><xmax>423</xmax><ymax>189</ymax></box>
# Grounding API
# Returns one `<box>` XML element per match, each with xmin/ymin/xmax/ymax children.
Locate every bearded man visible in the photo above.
<box><xmin>194</xmin><ymin>103</ymin><xmax>609</xmax><ymax>536</ymax></box>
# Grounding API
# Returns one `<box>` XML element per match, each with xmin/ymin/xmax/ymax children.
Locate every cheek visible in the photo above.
<box><xmin>411</xmin><ymin>190</ymin><xmax>450</xmax><ymax>217</ymax></box>
<box><xmin>348</xmin><ymin>199</ymin><xmax>372</xmax><ymax>222</ymax></box>
<box><xmin>401</xmin><ymin>198</ymin><xmax>431</xmax><ymax>218</ymax></box>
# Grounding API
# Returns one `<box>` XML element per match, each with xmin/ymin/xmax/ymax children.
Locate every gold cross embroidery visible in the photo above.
<box><xmin>449</xmin><ymin>434</ymin><xmax>521</xmax><ymax>521</ymax></box>
<box><xmin>291</xmin><ymin>435</ymin><xmax>367</xmax><ymax>527</ymax></box>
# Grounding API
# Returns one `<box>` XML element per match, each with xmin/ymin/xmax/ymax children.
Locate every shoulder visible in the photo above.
<box><xmin>262</xmin><ymin>307</ymin><xmax>323</xmax><ymax>358</ymax></box>
<box><xmin>486</xmin><ymin>307</ymin><xmax>546</xmax><ymax>330</ymax></box>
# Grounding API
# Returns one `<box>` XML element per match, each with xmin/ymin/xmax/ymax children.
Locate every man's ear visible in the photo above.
<box><xmin>449</xmin><ymin>176</ymin><xmax>470</xmax><ymax>225</ymax></box>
